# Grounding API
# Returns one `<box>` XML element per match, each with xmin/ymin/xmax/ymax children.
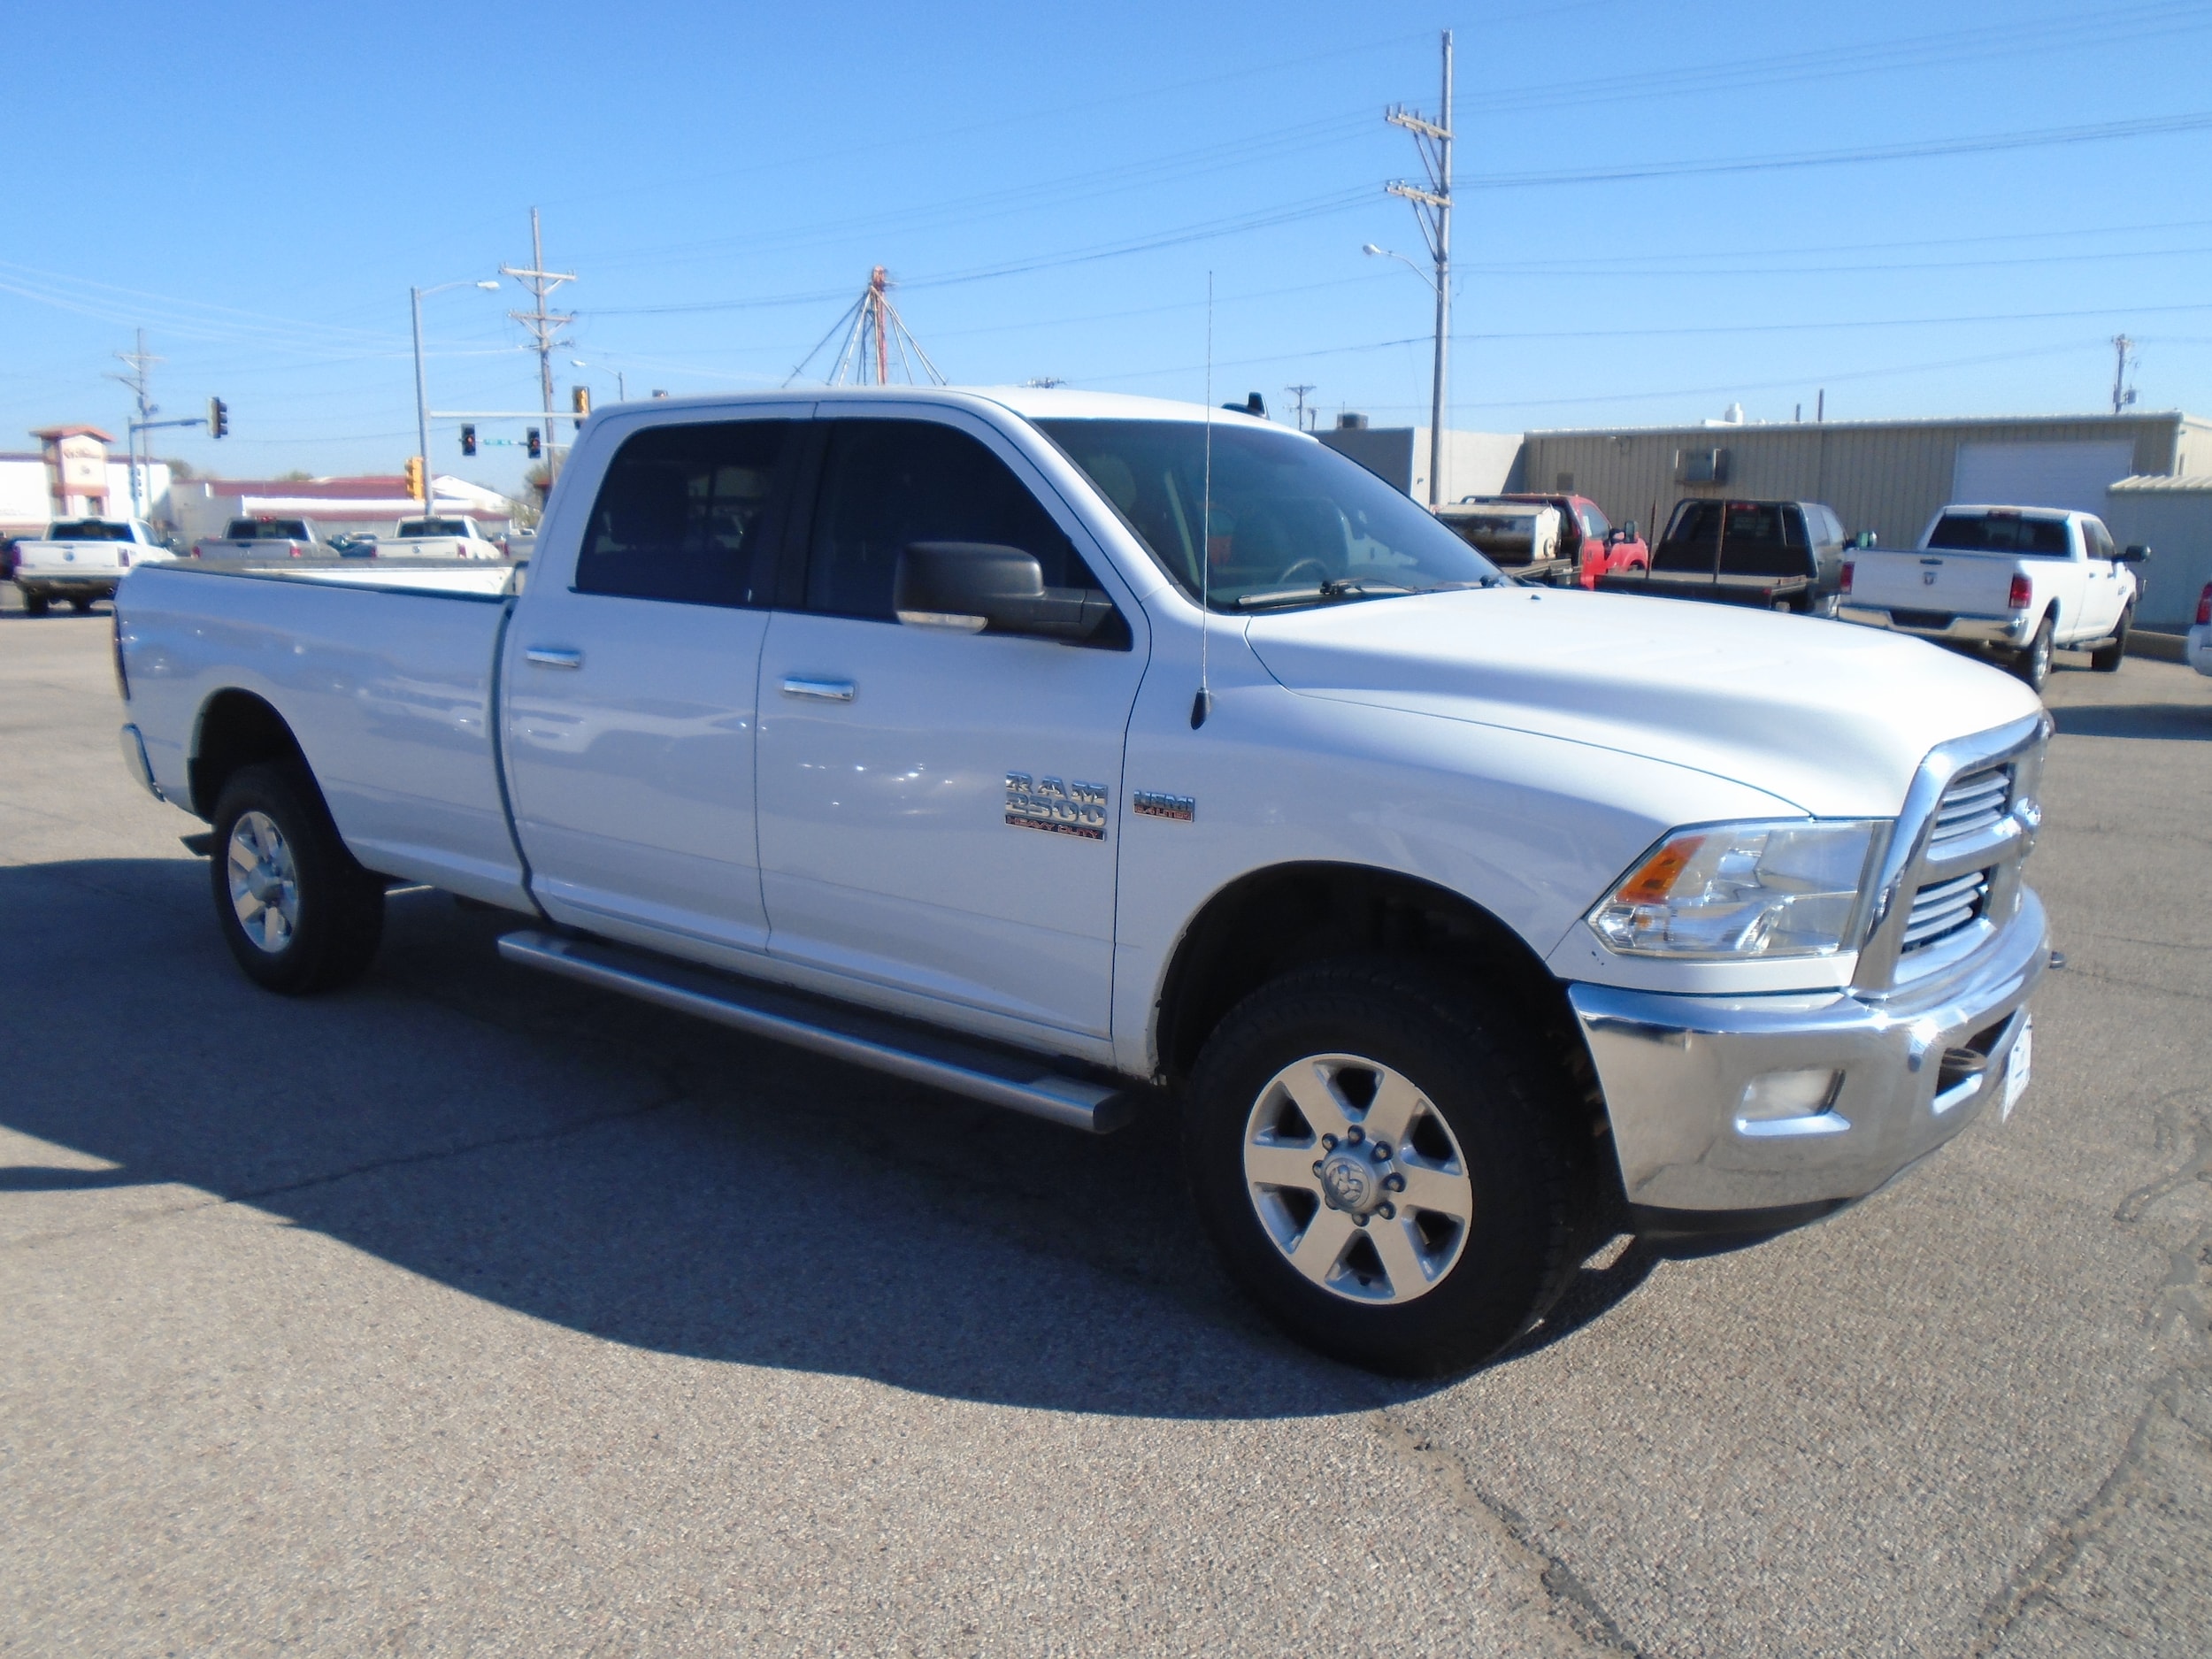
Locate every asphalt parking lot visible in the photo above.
<box><xmin>4</xmin><ymin>593</ymin><xmax>2208</xmax><ymax>1656</ymax></box>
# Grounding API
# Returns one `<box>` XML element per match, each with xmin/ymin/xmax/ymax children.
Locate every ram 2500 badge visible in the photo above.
<box><xmin>112</xmin><ymin>388</ymin><xmax>2048</xmax><ymax>1375</ymax></box>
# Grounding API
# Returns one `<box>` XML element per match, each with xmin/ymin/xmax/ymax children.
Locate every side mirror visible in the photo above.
<box><xmin>1851</xmin><ymin>530</ymin><xmax>1878</xmax><ymax>549</ymax></box>
<box><xmin>2119</xmin><ymin>543</ymin><xmax>2151</xmax><ymax>563</ymax></box>
<box><xmin>894</xmin><ymin>542</ymin><xmax>1117</xmax><ymax>641</ymax></box>
<box><xmin>1621</xmin><ymin>520</ymin><xmax>1637</xmax><ymax>540</ymax></box>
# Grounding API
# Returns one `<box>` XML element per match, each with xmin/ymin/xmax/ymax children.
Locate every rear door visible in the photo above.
<box><xmin>753</xmin><ymin>410</ymin><xmax>1146</xmax><ymax>1041</ymax></box>
<box><xmin>503</xmin><ymin>413</ymin><xmax>797</xmax><ymax>954</ymax></box>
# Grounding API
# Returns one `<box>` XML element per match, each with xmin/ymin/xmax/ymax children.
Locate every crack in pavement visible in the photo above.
<box><xmin>0</xmin><ymin>1091</ymin><xmax>687</xmax><ymax>1256</ymax></box>
<box><xmin>1969</xmin><ymin>1089</ymin><xmax>2212</xmax><ymax>1655</ymax></box>
<box><xmin>1371</xmin><ymin>1410</ymin><xmax>1640</xmax><ymax>1655</ymax></box>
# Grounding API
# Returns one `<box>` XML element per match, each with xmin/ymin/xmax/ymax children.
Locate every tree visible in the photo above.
<box><xmin>277</xmin><ymin>469</ymin><xmax>313</xmax><ymax>483</ymax></box>
<box><xmin>158</xmin><ymin>457</ymin><xmax>196</xmax><ymax>481</ymax></box>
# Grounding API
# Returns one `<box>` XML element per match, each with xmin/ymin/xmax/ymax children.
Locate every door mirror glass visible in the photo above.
<box><xmin>1621</xmin><ymin>520</ymin><xmax>1636</xmax><ymax>540</ymax></box>
<box><xmin>2118</xmin><ymin>543</ymin><xmax>2151</xmax><ymax>563</ymax></box>
<box><xmin>895</xmin><ymin>541</ymin><xmax>1120</xmax><ymax>641</ymax></box>
<box><xmin>1851</xmin><ymin>530</ymin><xmax>1878</xmax><ymax>549</ymax></box>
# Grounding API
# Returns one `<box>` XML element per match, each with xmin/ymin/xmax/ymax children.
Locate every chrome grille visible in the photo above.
<box><xmin>1928</xmin><ymin>767</ymin><xmax>2009</xmax><ymax>852</ymax></box>
<box><xmin>1901</xmin><ymin>869</ymin><xmax>1991</xmax><ymax>953</ymax></box>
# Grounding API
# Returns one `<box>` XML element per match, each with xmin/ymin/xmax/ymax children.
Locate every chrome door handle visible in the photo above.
<box><xmin>781</xmin><ymin>676</ymin><xmax>856</xmax><ymax>702</ymax></box>
<box><xmin>525</xmin><ymin>646</ymin><xmax>583</xmax><ymax>669</ymax></box>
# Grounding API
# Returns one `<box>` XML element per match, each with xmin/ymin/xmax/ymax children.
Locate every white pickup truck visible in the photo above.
<box><xmin>376</xmin><ymin>516</ymin><xmax>505</xmax><ymax>560</ymax></box>
<box><xmin>1839</xmin><ymin>505</ymin><xmax>2146</xmax><ymax>689</ymax></box>
<box><xmin>113</xmin><ymin>388</ymin><xmax>2052</xmax><ymax>1375</ymax></box>
<box><xmin>12</xmin><ymin>518</ymin><xmax>173</xmax><ymax>613</ymax></box>
<box><xmin>191</xmin><ymin>517</ymin><xmax>333</xmax><ymax>562</ymax></box>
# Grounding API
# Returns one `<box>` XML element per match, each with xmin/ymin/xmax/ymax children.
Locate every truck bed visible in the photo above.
<box><xmin>119</xmin><ymin>562</ymin><xmax>529</xmax><ymax>907</ymax></box>
<box><xmin>1598</xmin><ymin>568</ymin><xmax>1810</xmax><ymax>609</ymax></box>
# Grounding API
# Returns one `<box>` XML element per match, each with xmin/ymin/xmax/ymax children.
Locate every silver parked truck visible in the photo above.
<box><xmin>112</xmin><ymin>387</ymin><xmax>2051</xmax><ymax>1374</ymax></box>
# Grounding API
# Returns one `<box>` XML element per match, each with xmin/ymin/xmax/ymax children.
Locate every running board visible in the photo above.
<box><xmin>495</xmin><ymin>929</ymin><xmax>1136</xmax><ymax>1133</ymax></box>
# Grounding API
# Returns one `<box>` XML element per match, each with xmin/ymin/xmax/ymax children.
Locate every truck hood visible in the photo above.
<box><xmin>1241</xmin><ymin>588</ymin><xmax>2043</xmax><ymax>817</ymax></box>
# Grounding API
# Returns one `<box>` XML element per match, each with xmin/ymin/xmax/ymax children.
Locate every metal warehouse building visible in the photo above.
<box><xmin>1517</xmin><ymin>411</ymin><xmax>2211</xmax><ymax>557</ymax></box>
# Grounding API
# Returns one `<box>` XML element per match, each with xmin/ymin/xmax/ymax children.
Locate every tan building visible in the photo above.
<box><xmin>1517</xmin><ymin>411</ymin><xmax>2210</xmax><ymax>554</ymax></box>
<box><xmin>33</xmin><ymin>426</ymin><xmax>116</xmax><ymax>519</ymax></box>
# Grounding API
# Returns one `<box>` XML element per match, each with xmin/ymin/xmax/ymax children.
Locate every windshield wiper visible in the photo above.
<box><xmin>1233</xmin><ymin>579</ymin><xmax>1422</xmax><ymax>611</ymax></box>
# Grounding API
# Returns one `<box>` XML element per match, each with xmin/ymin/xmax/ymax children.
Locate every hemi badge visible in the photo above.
<box><xmin>1133</xmin><ymin>791</ymin><xmax>1195</xmax><ymax>823</ymax></box>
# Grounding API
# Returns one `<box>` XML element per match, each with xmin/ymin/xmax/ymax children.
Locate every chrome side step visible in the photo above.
<box><xmin>495</xmin><ymin>929</ymin><xmax>1136</xmax><ymax>1133</ymax></box>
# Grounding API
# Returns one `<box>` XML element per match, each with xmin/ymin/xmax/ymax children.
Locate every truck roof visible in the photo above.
<box><xmin>590</xmin><ymin>385</ymin><xmax>1304</xmax><ymax>431</ymax></box>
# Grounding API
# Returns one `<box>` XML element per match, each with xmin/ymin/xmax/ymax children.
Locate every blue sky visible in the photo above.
<box><xmin>5</xmin><ymin>0</ymin><xmax>2209</xmax><ymax>495</ymax></box>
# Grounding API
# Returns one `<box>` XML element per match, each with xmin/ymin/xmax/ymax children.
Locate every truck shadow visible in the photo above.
<box><xmin>0</xmin><ymin>858</ymin><xmax>1655</xmax><ymax>1420</ymax></box>
<box><xmin>2048</xmin><ymin>703</ymin><xmax>2212</xmax><ymax>741</ymax></box>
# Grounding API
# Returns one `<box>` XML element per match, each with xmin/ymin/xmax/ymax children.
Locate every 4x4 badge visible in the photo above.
<box><xmin>1005</xmin><ymin>773</ymin><xmax>1108</xmax><ymax>840</ymax></box>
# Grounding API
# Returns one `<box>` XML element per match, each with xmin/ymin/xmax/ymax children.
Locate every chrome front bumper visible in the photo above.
<box><xmin>1838</xmin><ymin>605</ymin><xmax>2030</xmax><ymax>646</ymax></box>
<box><xmin>1570</xmin><ymin>887</ymin><xmax>2047</xmax><ymax>1223</ymax></box>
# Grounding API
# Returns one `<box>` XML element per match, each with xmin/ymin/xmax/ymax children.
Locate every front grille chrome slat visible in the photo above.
<box><xmin>1927</xmin><ymin>769</ymin><xmax>2009</xmax><ymax>850</ymax></box>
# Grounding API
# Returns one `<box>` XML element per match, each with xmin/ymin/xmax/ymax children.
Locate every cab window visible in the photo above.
<box><xmin>576</xmin><ymin>419</ymin><xmax>794</xmax><ymax>605</ymax></box>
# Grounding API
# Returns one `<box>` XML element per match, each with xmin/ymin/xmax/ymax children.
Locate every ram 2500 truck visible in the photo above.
<box><xmin>12</xmin><ymin>518</ymin><xmax>173</xmax><ymax>612</ymax></box>
<box><xmin>191</xmin><ymin>517</ymin><xmax>332</xmax><ymax>561</ymax></box>
<box><xmin>1839</xmin><ymin>505</ymin><xmax>2145</xmax><ymax>690</ymax></box>
<box><xmin>113</xmin><ymin>388</ymin><xmax>2050</xmax><ymax>1375</ymax></box>
<box><xmin>375</xmin><ymin>516</ymin><xmax>505</xmax><ymax>560</ymax></box>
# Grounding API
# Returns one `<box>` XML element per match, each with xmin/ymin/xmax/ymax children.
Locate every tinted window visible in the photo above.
<box><xmin>399</xmin><ymin>518</ymin><xmax>471</xmax><ymax>537</ymax></box>
<box><xmin>1656</xmin><ymin>501</ymin><xmax>1809</xmax><ymax>576</ymax></box>
<box><xmin>806</xmin><ymin>419</ymin><xmax>1099</xmax><ymax>619</ymax></box>
<box><xmin>225</xmin><ymin>519</ymin><xmax>312</xmax><ymax>541</ymax></box>
<box><xmin>47</xmin><ymin>520</ymin><xmax>133</xmax><ymax>541</ymax></box>
<box><xmin>1038</xmin><ymin>418</ymin><xmax>1501</xmax><ymax>611</ymax></box>
<box><xmin>2084</xmin><ymin>519</ymin><xmax>2116</xmax><ymax>560</ymax></box>
<box><xmin>1926</xmin><ymin>511</ymin><xmax>2070</xmax><ymax>556</ymax></box>
<box><xmin>577</xmin><ymin>419</ymin><xmax>792</xmax><ymax>605</ymax></box>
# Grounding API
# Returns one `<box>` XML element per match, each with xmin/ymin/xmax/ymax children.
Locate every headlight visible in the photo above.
<box><xmin>1588</xmin><ymin>820</ymin><xmax>1883</xmax><ymax>958</ymax></box>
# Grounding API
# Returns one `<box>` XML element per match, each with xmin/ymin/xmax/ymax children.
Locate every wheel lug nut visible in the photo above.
<box><xmin>1379</xmin><ymin>1202</ymin><xmax>1396</xmax><ymax>1220</ymax></box>
<box><xmin>1321</xmin><ymin>1134</ymin><xmax>1339</xmax><ymax>1150</ymax></box>
<box><xmin>1384</xmin><ymin>1172</ymin><xmax>1406</xmax><ymax>1192</ymax></box>
<box><xmin>1346</xmin><ymin>1126</ymin><xmax>1363</xmax><ymax>1145</ymax></box>
<box><xmin>1352</xmin><ymin>1212</ymin><xmax>1369</xmax><ymax>1226</ymax></box>
<box><xmin>1311</xmin><ymin>1161</ymin><xmax>1325</xmax><ymax>1177</ymax></box>
<box><xmin>1370</xmin><ymin>1141</ymin><xmax>1392</xmax><ymax>1163</ymax></box>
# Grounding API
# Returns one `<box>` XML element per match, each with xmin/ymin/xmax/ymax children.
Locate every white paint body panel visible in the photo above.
<box><xmin>118</xmin><ymin>386</ymin><xmax>2046</xmax><ymax>1083</ymax></box>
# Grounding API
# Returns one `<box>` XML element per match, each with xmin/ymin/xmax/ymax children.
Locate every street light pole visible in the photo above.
<box><xmin>411</xmin><ymin>286</ymin><xmax>431</xmax><ymax>514</ymax></box>
<box><xmin>412</xmin><ymin>278</ymin><xmax>502</xmax><ymax>516</ymax></box>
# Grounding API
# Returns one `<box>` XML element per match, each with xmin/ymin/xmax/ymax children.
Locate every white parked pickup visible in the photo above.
<box><xmin>12</xmin><ymin>518</ymin><xmax>174</xmax><ymax>613</ymax></box>
<box><xmin>192</xmin><ymin>517</ymin><xmax>332</xmax><ymax>562</ymax></box>
<box><xmin>376</xmin><ymin>516</ymin><xmax>505</xmax><ymax>560</ymax></box>
<box><xmin>1839</xmin><ymin>505</ymin><xmax>2146</xmax><ymax>690</ymax></box>
<box><xmin>113</xmin><ymin>388</ymin><xmax>2053</xmax><ymax>1374</ymax></box>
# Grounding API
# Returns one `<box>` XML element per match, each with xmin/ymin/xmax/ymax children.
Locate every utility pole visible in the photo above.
<box><xmin>1386</xmin><ymin>30</ymin><xmax>1453</xmax><ymax>507</ymax></box>
<box><xmin>2110</xmin><ymin>335</ymin><xmax>2136</xmax><ymax>414</ymax></box>
<box><xmin>502</xmin><ymin>209</ymin><xmax>576</xmax><ymax>484</ymax></box>
<box><xmin>105</xmin><ymin>329</ymin><xmax>163</xmax><ymax>518</ymax></box>
<box><xmin>1286</xmin><ymin>384</ymin><xmax>1317</xmax><ymax>431</ymax></box>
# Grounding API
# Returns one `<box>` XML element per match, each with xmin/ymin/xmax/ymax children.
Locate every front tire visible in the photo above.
<box><xmin>210</xmin><ymin>763</ymin><xmax>385</xmax><ymax>994</ymax></box>
<box><xmin>68</xmin><ymin>595</ymin><xmax>95</xmax><ymax>614</ymax></box>
<box><xmin>2090</xmin><ymin>604</ymin><xmax>2131</xmax><ymax>672</ymax></box>
<box><xmin>22</xmin><ymin>591</ymin><xmax>49</xmax><ymax>616</ymax></box>
<box><xmin>1184</xmin><ymin>960</ymin><xmax>1578</xmax><ymax>1376</ymax></box>
<box><xmin>2013</xmin><ymin>615</ymin><xmax>2055</xmax><ymax>692</ymax></box>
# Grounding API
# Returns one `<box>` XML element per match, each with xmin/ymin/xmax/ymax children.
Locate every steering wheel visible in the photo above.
<box><xmin>1277</xmin><ymin>557</ymin><xmax>1332</xmax><ymax>586</ymax></box>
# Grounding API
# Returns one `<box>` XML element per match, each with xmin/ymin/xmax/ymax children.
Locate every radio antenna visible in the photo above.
<box><xmin>1192</xmin><ymin>272</ymin><xmax>1214</xmax><ymax>730</ymax></box>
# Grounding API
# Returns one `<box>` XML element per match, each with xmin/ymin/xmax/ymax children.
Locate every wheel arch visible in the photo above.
<box><xmin>1152</xmin><ymin>861</ymin><xmax>1585</xmax><ymax>1088</ymax></box>
<box><xmin>188</xmin><ymin>687</ymin><xmax>314</xmax><ymax>820</ymax></box>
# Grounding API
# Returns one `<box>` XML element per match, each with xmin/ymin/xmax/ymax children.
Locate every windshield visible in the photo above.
<box><xmin>227</xmin><ymin>519</ymin><xmax>313</xmax><ymax>541</ymax></box>
<box><xmin>397</xmin><ymin>518</ymin><xmax>470</xmax><ymax>537</ymax></box>
<box><xmin>47</xmin><ymin>520</ymin><xmax>133</xmax><ymax>541</ymax></box>
<box><xmin>1926</xmin><ymin>511</ymin><xmax>2070</xmax><ymax>556</ymax></box>
<box><xmin>1035</xmin><ymin>418</ymin><xmax>1502</xmax><ymax>611</ymax></box>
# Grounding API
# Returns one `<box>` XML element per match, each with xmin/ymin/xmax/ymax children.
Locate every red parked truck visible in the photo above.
<box><xmin>1452</xmin><ymin>493</ymin><xmax>1647</xmax><ymax>588</ymax></box>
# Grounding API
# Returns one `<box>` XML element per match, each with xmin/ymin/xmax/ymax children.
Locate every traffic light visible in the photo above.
<box><xmin>208</xmin><ymin>396</ymin><xmax>229</xmax><ymax>438</ymax></box>
<box><xmin>460</xmin><ymin>424</ymin><xmax>477</xmax><ymax>457</ymax></box>
<box><xmin>403</xmin><ymin>456</ymin><xmax>425</xmax><ymax>500</ymax></box>
<box><xmin>571</xmin><ymin>386</ymin><xmax>591</xmax><ymax>417</ymax></box>
<box><xmin>526</xmin><ymin>428</ymin><xmax>542</xmax><ymax>459</ymax></box>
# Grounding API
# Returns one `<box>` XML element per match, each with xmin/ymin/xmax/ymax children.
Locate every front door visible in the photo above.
<box><xmin>503</xmin><ymin>416</ymin><xmax>797</xmax><ymax>954</ymax></box>
<box><xmin>755</xmin><ymin>411</ymin><xmax>1146</xmax><ymax>1041</ymax></box>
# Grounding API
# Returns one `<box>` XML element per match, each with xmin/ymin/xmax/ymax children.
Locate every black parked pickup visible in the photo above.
<box><xmin>1601</xmin><ymin>498</ymin><xmax>1851</xmax><ymax>616</ymax></box>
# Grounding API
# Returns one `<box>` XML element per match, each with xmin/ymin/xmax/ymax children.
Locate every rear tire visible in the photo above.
<box><xmin>69</xmin><ymin>595</ymin><xmax>94</xmax><ymax>614</ymax></box>
<box><xmin>22</xmin><ymin>592</ymin><xmax>49</xmax><ymax>617</ymax></box>
<box><xmin>1184</xmin><ymin>959</ymin><xmax>1578</xmax><ymax>1376</ymax></box>
<box><xmin>2012</xmin><ymin>615</ymin><xmax>2055</xmax><ymax>692</ymax></box>
<box><xmin>2090</xmin><ymin>605</ymin><xmax>2131</xmax><ymax>672</ymax></box>
<box><xmin>210</xmin><ymin>762</ymin><xmax>385</xmax><ymax>995</ymax></box>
